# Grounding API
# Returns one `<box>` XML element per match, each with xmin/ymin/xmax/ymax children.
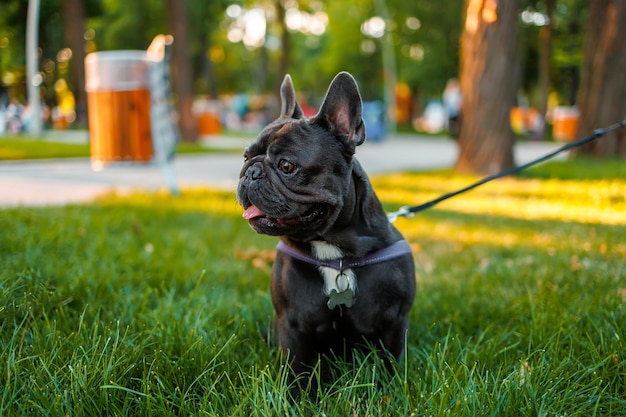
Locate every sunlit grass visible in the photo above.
<box><xmin>1</xmin><ymin>159</ymin><xmax>625</xmax><ymax>415</ymax></box>
<box><xmin>94</xmin><ymin>188</ymin><xmax>244</xmax><ymax>217</ymax></box>
<box><xmin>375</xmin><ymin>170</ymin><xmax>626</xmax><ymax>225</ymax></box>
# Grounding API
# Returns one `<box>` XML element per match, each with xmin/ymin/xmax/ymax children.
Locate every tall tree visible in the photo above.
<box><xmin>537</xmin><ymin>0</ymin><xmax>555</xmax><ymax>116</ymax></box>
<box><xmin>275</xmin><ymin>0</ymin><xmax>290</xmax><ymax>92</ymax></box>
<box><xmin>549</xmin><ymin>0</ymin><xmax>587</xmax><ymax>106</ymax></box>
<box><xmin>186</xmin><ymin>0</ymin><xmax>231</xmax><ymax>97</ymax></box>
<box><xmin>572</xmin><ymin>0</ymin><xmax>626</xmax><ymax>158</ymax></box>
<box><xmin>167</xmin><ymin>0</ymin><xmax>197</xmax><ymax>142</ymax></box>
<box><xmin>456</xmin><ymin>0</ymin><xmax>520</xmax><ymax>175</ymax></box>
<box><xmin>63</xmin><ymin>0</ymin><xmax>87</xmax><ymax>127</ymax></box>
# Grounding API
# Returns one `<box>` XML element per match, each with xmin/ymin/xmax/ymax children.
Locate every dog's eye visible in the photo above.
<box><xmin>278</xmin><ymin>159</ymin><xmax>298</xmax><ymax>174</ymax></box>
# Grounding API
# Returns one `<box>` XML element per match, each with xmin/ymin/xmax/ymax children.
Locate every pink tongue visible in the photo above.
<box><xmin>242</xmin><ymin>205</ymin><xmax>265</xmax><ymax>220</ymax></box>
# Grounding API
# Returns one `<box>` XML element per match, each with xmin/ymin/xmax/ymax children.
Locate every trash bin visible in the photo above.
<box><xmin>362</xmin><ymin>100</ymin><xmax>386</xmax><ymax>142</ymax></box>
<box><xmin>552</xmin><ymin>106</ymin><xmax>579</xmax><ymax>141</ymax></box>
<box><xmin>85</xmin><ymin>51</ymin><xmax>153</xmax><ymax>169</ymax></box>
<box><xmin>194</xmin><ymin>98</ymin><xmax>222</xmax><ymax>136</ymax></box>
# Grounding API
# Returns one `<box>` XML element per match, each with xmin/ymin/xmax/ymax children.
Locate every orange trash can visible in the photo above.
<box><xmin>194</xmin><ymin>98</ymin><xmax>222</xmax><ymax>136</ymax></box>
<box><xmin>85</xmin><ymin>51</ymin><xmax>153</xmax><ymax>169</ymax></box>
<box><xmin>552</xmin><ymin>106</ymin><xmax>579</xmax><ymax>141</ymax></box>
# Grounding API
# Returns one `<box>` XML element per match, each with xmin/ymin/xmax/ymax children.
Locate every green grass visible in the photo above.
<box><xmin>0</xmin><ymin>136</ymin><xmax>92</xmax><ymax>160</ymax></box>
<box><xmin>1</xmin><ymin>160</ymin><xmax>625</xmax><ymax>415</ymax></box>
<box><xmin>0</xmin><ymin>136</ymin><xmax>242</xmax><ymax>161</ymax></box>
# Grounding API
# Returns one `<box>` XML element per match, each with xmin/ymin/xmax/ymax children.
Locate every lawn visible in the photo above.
<box><xmin>1</xmin><ymin>160</ymin><xmax>625</xmax><ymax>415</ymax></box>
<box><xmin>0</xmin><ymin>136</ymin><xmax>92</xmax><ymax>160</ymax></box>
<box><xmin>0</xmin><ymin>135</ymin><xmax>243</xmax><ymax>161</ymax></box>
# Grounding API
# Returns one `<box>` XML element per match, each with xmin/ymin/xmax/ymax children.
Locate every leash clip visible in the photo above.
<box><xmin>387</xmin><ymin>206</ymin><xmax>414</xmax><ymax>223</ymax></box>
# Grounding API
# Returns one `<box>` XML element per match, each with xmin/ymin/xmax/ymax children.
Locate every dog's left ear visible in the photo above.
<box><xmin>280</xmin><ymin>74</ymin><xmax>304</xmax><ymax>119</ymax></box>
<box><xmin>314</xmin><ymin>72</ymin><xmax>366</xmax><ymax>152</ymax></box>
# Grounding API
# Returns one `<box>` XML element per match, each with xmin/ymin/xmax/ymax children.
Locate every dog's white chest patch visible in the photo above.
<box><xmin>311</xmin><ymin>241</ymin><xmax>356</xmax><ymax>296</ymax></box>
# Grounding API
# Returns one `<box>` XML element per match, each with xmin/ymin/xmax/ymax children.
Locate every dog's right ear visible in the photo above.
<box><xmin>280</xmin><ymin>74</ymin><xmax>304</xmax><ymax>119</ymax></box>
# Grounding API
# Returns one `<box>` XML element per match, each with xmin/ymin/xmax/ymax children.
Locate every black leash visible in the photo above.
<box><xmin>387</xmin><ymin>118</ymin><xmax>626</xmax><ymax>223</ymax></box>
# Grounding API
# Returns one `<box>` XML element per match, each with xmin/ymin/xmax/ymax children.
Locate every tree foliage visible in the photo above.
<box><xmin>2</xmin><ymin>0</ymin><xmax>624</xmax><ymax>157</ymax></box>
<box><xmin>391</xmin><ymin>0</ymin><xmax>464</xmax><ymax>97</ymax></box>
<box><xmin>88</xmin><ymin>0</ymin><xmax>166</xmax><ymax>51</ymax></box>
<box><xmin>0</xmin><ymin>0</ymin><xmax>466</xmax><ymax>103</ymax></box>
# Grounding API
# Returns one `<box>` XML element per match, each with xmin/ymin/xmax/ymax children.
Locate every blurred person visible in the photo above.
<box><xmin>442</xmin><ymin>78</ymin><xmax>462</xmax><ymax>137</ymax></box>
<box><xmin>413</xmin><ymin>99</ymin><xmax>446</xmax><ymax>133</ymax></box>
<box><xmin>6</xmin><ymin>98</ymin><xmax>23</xmax><ymax>134</ymax></box>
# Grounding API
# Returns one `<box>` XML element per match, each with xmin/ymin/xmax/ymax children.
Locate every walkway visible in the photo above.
<box><xmin>0</xmin><ymin>133</ymin><xmax>562</xmax><ymax>207</ymax></box>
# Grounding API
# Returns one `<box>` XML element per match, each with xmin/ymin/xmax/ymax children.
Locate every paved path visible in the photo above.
<box><xmin>0</xmin><ymin>133</ymin><xmax>563</xmax><ymax>207</ymax></box>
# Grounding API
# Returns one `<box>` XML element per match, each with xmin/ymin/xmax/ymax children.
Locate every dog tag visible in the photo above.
<box><xmin>327</xmin><ymin>288</ymin><xmax>354</xmax><ymax>310</ymax></box>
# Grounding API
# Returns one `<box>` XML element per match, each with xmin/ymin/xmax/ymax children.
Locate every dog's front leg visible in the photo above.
<box><xmin>275</xmin><ymin>312</ymin><xmax>318</xmax><ymax>399</ymax></box>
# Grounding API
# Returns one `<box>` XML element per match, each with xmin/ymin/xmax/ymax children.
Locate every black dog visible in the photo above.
<box><xmin>237</xmin><ymin>72</ymin><xmax>415</xmax><ymax>390</ymax></box>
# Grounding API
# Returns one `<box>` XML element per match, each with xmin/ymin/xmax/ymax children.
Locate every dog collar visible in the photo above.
<box><xmin>277</xmin><ymin>239</ymin><xmax>412</xmax><ymax>310</ymax></box>
<box><xmin>275</xmin><ymin>239</ymin><xmax>413</xmax><ymax>271</ymax></box>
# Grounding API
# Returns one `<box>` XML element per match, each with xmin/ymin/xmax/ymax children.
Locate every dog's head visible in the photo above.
<box><xmin>236</xmin><ymin>72</ymin><xmax>366</xmax><ymax>238</ymax></box>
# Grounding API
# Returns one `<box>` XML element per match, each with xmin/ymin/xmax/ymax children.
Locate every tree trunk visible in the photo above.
<box><xmin>167</xmin><ymin>0</ymin><xmax>197</xmax><ymax>142</ymax></box>
<box><xmin>63</xmin><ymin>0</ymin><xmax>87</xmax><ymax>127</ymax></box>
<box><xmin>456</xmin><ymin>0</ymin><xmax>519</xmax><ymax>175</ymax></box>
<box><xmin>571</xmin><ymin>0</ymin><xmax>626</xmax><ymax>158</ymax></box>
<box><xmin>537</xmin><ymin>0</ymin><xmax>555</xmax><ymax>117</ymax></box>
<box><xmin>276</xmin><ymin>0</ymin><xmax>290</xmax><ymax>89</ymax></box>
<box><xmin>271</xmin><ymin>0</ymin><xmax>290</xmax><ymax>119</ymax></box>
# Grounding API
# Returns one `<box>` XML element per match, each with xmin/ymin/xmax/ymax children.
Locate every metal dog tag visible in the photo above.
<box><xmin>327</xmin><ymin>288</ymin><xmax>354</xmax><ymax>309</ymax></box>
<box><xmin>328</xmin><ymin>271</ymin><xmax>353</xmax><ymax>309</ymax></box>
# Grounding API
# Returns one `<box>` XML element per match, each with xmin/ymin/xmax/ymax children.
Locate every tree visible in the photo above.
<box><xmin>572</xmin><ymin>0</ymin><xmax>626</xmax><ymax>158</ymax></box>
<box><xmin>167</xmin><ymin>0</ymin><xmax>197</xmax><ymax>142</ymax></box>
<box><xmin>392</xmin><ymin>0</ymin><xmax>464</xmax><ymax>98</ymax></box>
<box><xmin>63</xmin><ymin>0</ymin><xmax>87</xmax><ymax>127</ymax></box>
<box><xmin>275</xmin><ymin>0</ymin><xmax>290</xmax><ymax>93</ymax></box>
<box><xmin>549</xmin><ymin>0</ymin><xmax>587</xmax><ymax>105</ymax></box>
<box><xmin>186</xmin><ymin>0</ymin><xmax>231</xmax><ymax>98</ymax></box>
<box><xmin>90</xmin><ymin>0</ymin><xmax>166</xmax><ymax>50</ymax></box>
<box><xmin>537</xmin><ymin>0</ymin><xmax>555</xmax><ymax>116</ymax></box>
<box><xmin>456</xmin><ymin>0</ymin><xmax>520</xmax><ymax>175</ymax></box>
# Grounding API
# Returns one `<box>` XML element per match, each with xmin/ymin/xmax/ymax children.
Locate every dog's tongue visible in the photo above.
<box><xmin>242</xmin><ymin>205</ymin><xmax>265</xmax><ymax>220</ymax></box>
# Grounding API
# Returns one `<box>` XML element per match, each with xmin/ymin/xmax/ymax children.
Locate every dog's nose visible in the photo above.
<box><xmin>247</xmin><ymin>162</ymin><xmax>265</xmax><ymax>181</ymax></box>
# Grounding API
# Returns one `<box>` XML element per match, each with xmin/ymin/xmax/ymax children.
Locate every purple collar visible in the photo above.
<box><xmin>276</xmin><ymin>239</ymin><xmax>413</xmax><ymax>271</ymax></box>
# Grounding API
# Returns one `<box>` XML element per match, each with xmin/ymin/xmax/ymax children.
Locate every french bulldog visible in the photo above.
<box><xmin>237</xmin><ymin>72</ymin><xmax>415</xmax><ymax>392</ymax></box>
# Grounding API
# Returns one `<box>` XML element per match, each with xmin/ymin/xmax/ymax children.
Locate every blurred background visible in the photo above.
<box><xmin>0</xmin><ymin>0</ymin><xmax>624</xmax><ymax>169</ymax></box>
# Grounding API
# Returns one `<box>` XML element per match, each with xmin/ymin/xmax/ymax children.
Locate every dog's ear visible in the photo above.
<box><xmin>280</xmin><ymin>74</ymin><xmax>304</xmax><ymax>119</ymax></box>
<box><xmin>314</xmin><ymin>72</ymin><xmax>366</xmax><ymax>152</ymax></box>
